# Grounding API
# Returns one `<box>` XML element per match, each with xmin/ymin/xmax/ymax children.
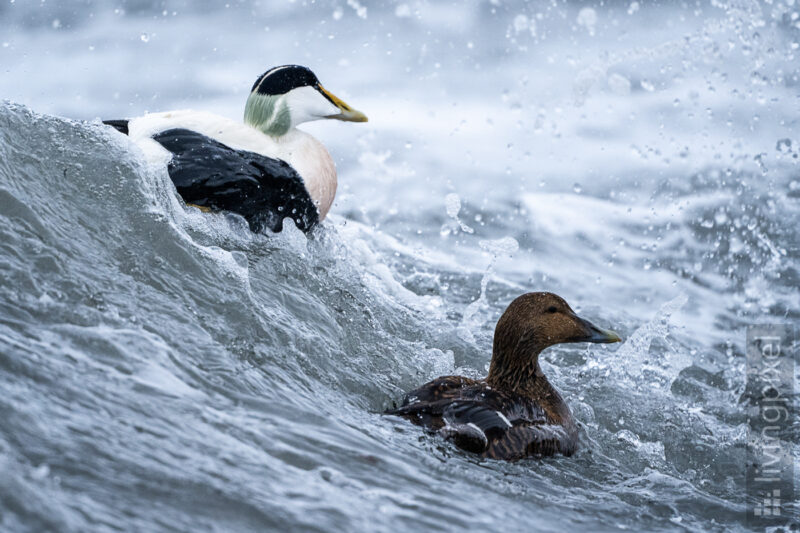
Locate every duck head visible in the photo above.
<box><xmin>487</xmin><ymin>292</ymin><xmax>621</xmax><ymax>390</ymax></box>
<box><xmin>244</xmin><ymin>65</ymin><xmax>367</xmax><ymax>137</ymax></box>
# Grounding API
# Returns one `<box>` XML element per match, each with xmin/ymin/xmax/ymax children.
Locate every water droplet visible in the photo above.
<box><xmin>394</xmin><ymin>4</ymin><xmax>411</xmax><ymax>17</ymax></box>
<box><xmin>776</xmin><ymin>138</ymin><xmax>792</xmax><ymax>153</ymax></box>
<box><xmin>479</xmin><ymin>237</ymin><xmax>519</xmax><ymax>255</ymax></box>
<box><xmin>347</xmin><ymin>0</ymin><xmax>367</xmax><ymax>19</ymax></box>
<box><xmin>513</xmin><ymin>14</ymin><xmax>529</xmax><ymax>33</ymax></box>
<box><xmin>32</xmin><ymin>464</ymin><xmax>50</xmax><ymax>480</ymax></box>
<box><xmin>573</xmin><ymin>182</ymin><xmax>582</xmax><ymax>194</ymax></box>
<box><xmin>140</xmin><ymin>33</ymin><xmax>150</xmax><ymax>43</ymax></box>
<box><xmin>576</xmin><ymin>7</ymin><xmax>597</xmax><ymax>35</ymax></box>
<box><xmin>445</xmin><ymin>193</ymin><xmax>461</xmax><ymax>218</ymax></box>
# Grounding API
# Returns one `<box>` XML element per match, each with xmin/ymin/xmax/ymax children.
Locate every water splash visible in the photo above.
<box><xmin>459</xmin><ymin>237</ymin><xmax>519</xmax><ymax>342</ymax></box>
<box><xmin>613</xmin><ymin>293</ymin><xmax>690</xmax><ymax>387</ymax></box>
<box><xmin>442</xmin><ymin>193</ymin><xmax>475</xmax><ymax>235</ymax></box>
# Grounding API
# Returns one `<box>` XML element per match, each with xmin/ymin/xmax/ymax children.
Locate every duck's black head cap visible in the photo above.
<box><xmin>252</xmin><ymin>65</ymin><xmax>320</xmax><ymax>95</ymax></box>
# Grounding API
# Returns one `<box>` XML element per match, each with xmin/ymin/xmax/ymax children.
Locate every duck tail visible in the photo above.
<box><xmin>103</xmin><ymin>119</ymin><xmax>129</xmax><ymax>135</ymax></box>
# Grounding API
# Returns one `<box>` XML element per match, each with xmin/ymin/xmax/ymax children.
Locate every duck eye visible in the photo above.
<box><xmin>546</xmin><ymin>306</ymin><xmax>558</xmax><ymax>314</ymax></box>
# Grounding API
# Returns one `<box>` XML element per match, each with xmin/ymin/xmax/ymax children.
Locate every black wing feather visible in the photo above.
<box><xmin>152</xmin><ymin>128</ymin><xmax>319</xmax><ymax>233</ymax></box>
<box><xmin>442</xmin><ymin>401</ymin><xmax>514</xmax><ymax>439</ymax></box>
<box><xmin>103</xmin><ymin>119</ymin><xmax>129</xmax><ymax>135</ymax></box>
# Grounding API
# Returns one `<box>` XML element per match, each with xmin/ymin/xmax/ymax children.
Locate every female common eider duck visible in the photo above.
<box><xmin>386</xmin><ymin>292</ymin><xmax>621</xmax><ymax>461</ymax></box>
<box><xmin>104</xmin><ymin>65</ymin><xmax>367</xmax><ymax>233</ymax></box>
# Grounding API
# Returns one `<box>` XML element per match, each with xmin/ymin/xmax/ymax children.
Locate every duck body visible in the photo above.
<box><xmin>385</xmin><ymin>292</ymin><xmax>622</xmax><ymax>461</ymax></box>
<box><xmin>103</xmin><ymin>65</ymin><xmax>366</xmax><ymax>233</ymax></box>
<box><xmin>387</xmin><ymin>375</ymin><xmax>578</xmax><ymax>459</ymax></box>
<box><xmin>106</xmin><ymin>111</ymin><xmax>333</xmax><ymax>232</ymax></box>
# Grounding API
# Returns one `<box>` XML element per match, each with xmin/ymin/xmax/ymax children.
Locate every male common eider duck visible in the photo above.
<box><xmin>104</xmin><ymin>65</ymin><xmax>367</xmax><ymax>233</ymax></box>
<box><xmin>386</xmin><ymin>292</ymin><xmax>622</xmax><ymax>461</ymax></box>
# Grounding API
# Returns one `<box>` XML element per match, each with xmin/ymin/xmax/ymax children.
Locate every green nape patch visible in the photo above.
<box><xmin>243</xmin><ymin>92</ymin><xmax>291</xmax><ymax>137</ymax></box>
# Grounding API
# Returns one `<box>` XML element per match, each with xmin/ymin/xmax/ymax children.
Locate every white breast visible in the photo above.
<box><xmin>127</xmin><ymin>110</ymin><xmax>338</xmax><ymax>220</ymax></box>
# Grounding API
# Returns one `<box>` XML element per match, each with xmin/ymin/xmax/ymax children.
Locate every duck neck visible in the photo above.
<box><xmin>486</xmin><ymin>343</ymin><xmax>573</xmax><ymax>426</ymax></box>
<box><xmin>486</xmin><ymin>343</ymin><xmax>547</xmax><ymax>395</ymax></box>
<box><xmin>244</xmin><ymin>92</ymin><xmax>292</xmax><ymax>137</ymax></box>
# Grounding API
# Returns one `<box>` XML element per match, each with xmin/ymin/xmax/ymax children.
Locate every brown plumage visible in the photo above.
<box><xmin>385</xmin><ymin>292</ymin><xmax>621</xmax><ymax>461</ymax></box>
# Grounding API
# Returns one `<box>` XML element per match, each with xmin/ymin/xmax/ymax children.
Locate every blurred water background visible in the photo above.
<box><xmin>0</xmin><ymin>0</ymin><xmax>799</xmax><ymax>531</ymax></box>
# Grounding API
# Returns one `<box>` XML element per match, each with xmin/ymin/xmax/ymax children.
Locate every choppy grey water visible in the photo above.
<box><xmin>1</xmin><ymin>1</ymin><xmax>799</xmax><ymax>531</ymax></box>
